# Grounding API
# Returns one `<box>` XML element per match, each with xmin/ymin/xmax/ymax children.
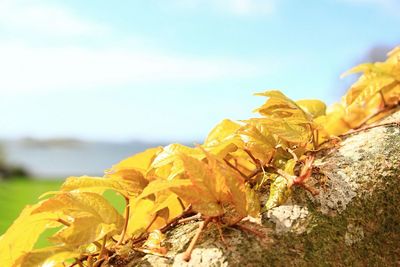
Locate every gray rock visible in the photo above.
<box><xmin>112</xmin><ymin>111</ymin><xmax>400</xmax><ymax>266</ymax></box>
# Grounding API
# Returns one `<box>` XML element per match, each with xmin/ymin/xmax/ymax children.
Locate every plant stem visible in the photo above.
<box><xmin>98</xmin><ymin>235</ymin><xmax>108</xmax><ymax>260</ymax></box>
<box><xmin>224</xmin><ymin>159</ymin><xmax>248</xmax><ymax>180</ymax></box>
<box><xmin>93</xmin><ymin>241</ymin><xmax>102</xmax><ymax>249</ymax></box>
<box><xmin>131</xmin><ymin>204</ymin><xmax>194</xmax><ymax>246</ymax></box>
<box><xmin>182</xmin><ymin>218</ymin><xmax>211</xmax><ymax>262</ymax></box>
<box><xmin>244</xmin><ymin>149</ymin><xmax>260</xmax><ymax>166</ymax></box>
<box><xmin>57</xmin><ymin>218</ymin><xmax>71</xmax><ymax>227</ymax></box>
<box><xmin>340</xmin><ymin>121</ymin><xmax>399</xmax><ymax>137</ymax></box>
<box><xmin>116</xmin><ymin>196</ymin><xmax>130</xmax><ymax>246</ymax></box>
<box><xmin>309</xmin><ymin>123</ymin><xmax>317</xmax><ymax>150</ymax></box>
<box><xmin>233</xmin><ymin>223</ymin><xmax>265</xmax><ymax>238</ymax></box>
<box><xmin>87</xmin><ymin>256</ymin><xmax>93</xmax><ymax>267</ymax></box>
<box><xmin>177</xmin><ymin>197</ymin><xmax>186</xmax><ymax>211</ymax></box>
<box><xmin>178</xmin><ymin>213</ymin><xmax>201</xmax><ymax>224</ymax></box>
<box><xmin>144</xmin><ymin>214</ymin><xmax>159</xmax><ymax>233</ymax></box>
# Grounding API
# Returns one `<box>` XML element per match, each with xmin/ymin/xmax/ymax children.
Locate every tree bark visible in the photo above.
<box><xmin>112</xmin><ymin>111</ymin><xmax>400</xmax><ymax>267</ymax></box>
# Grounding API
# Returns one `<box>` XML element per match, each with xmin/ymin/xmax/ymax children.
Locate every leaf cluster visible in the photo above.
<box><xmin>1</xmin><ymin>46</ymin><xmax>400</xmax><ymax>266</ymax></box>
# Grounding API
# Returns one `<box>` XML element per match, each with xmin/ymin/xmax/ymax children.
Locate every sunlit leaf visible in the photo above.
<box><xmin>203</xmin><ymin>140</ymin><xmax>239</xmax><ymax>158</ymax></box>
<box><xmin>264</xmin><ymin>176</ymin><xmax>290</xmax><ymax>211</ymax></box>
<box><xmin>261</xmin><ymin>118</ymin><xmax>311</xmax><ymax>143</ymax></box>
<box><xmin>264</xmin><ymin>160</ymin><xmax>296</xmax><ymax>211</ymax></box>
<box><xmin>14</xmin><ymin>246</ymin><xmax>79</xmax><ymax>267</ymax></box>
<box><xmin>204</xmin><ymin>119</ymin><xmax>241</xmax><ymax>146</ymax></box>
<box><xmin>108</xmin><ymin>147</ymin><xmax>163</xmax><ymax>175</ymax></box>
<box><xmin>150</xmin><ymin>192</ymin><xmax>184</xmax><ymax>220</ymax></box>
<box><xmin>296</xmin><ymin>99</ymin><xmax>327</xmax><ymax>118</ymax></box>
<box><xmin>151</xmin><ymin>144</ymin><xmax>202</xmax><ymax>168</ymax></box>
<box><xmin>318</xmin><ymin>104</ymin><xmax>352</xmax><ymax>136</ymax></box>
<box><xmin>136</xmin><ymin>179</ymin><xmax>192</xmax><ymax>200</ymax></box>
<box><xmin>126</xmin><ymin>198</ymin><xmax>155</xmax><ymax>236</ymax></box>
<box><xmin>0</xmin><ymin>205</ymin><xmax>60</xmax><ymax>266</ymax></box>
<box><xmin>254</xmin><ymin>90</ymin><xmax>310</xmax><ymax>120</ymax></box>
<box><xmin>245</xmin><ymin>185</ymin><xmax>260</xmax><ymax>217</ymax></box>
<box><xmin>61</xmin><ymin>174</ymin><xmax>148</xmax><ymax>197</ymax></box>
<box><xmin>49</xmin><ymin>216</ymin><xmax>119</xmax><ymax>247</ymax></box>
<box><xmin>32</xmin><ymin>192</ymin><xmax>124</xmax><ymax>247</ymax></box>
<box><xmin>171</xmin><ymin>151</ymin><xmax>249</xmax><ymax>223</ymax></box>
<box><xmin>237</xmin><ymin>123</ymin><xmax>276</xmax><ymax>164</ymax></box>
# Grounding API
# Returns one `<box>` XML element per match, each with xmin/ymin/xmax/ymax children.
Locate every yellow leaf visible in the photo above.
<box><xmin>340</xmin><ymin>63</ymin><xmax>375</xmax><ymax>78</ymax></box>
<box><xmin>264</xmin><ymin>176</ymin><xmax>291</xmax><ymax>211</ymax></box>
<box><xmin>217</xmin><ymin>161</ymin><xmax>247</xmax><ymax>219</ymax></box>
<box><xmin>341</xmin><ymin>53</ymin><xmax>399</xmax><ymax>109</ymax></box>
<box><xmin>239</xmin><ymin>122</ymin><xmax>276</xmax><ymax>148</ymax></box>
<box><xmin>387</xmin><ymin>46</ymin><xmax>400</xmax><ymax>59</ymax></box>
<box><xmin>0</xmin><ymin>205</ymin><xmax>60</xmax><ymax>266</ymax></box>
<box><xmin>106</xmin><ymin>169</ymin><xmax>149</xmax><ymax>194</ymax></box>
<box><xmin>351</xmin><ymin>76</ymin><xmax>395</xmax><ymax>106</ymax></box>
<box><xmin>382</xmin><ymin>84</ymin><xmax>400</xmax><ymax>106</ymax></box>
<box><xmin>313</xmin><ymin>116</ymin><xmax>331</xmax><ymax>143</ymax></box>
<box><xmin>264</xmin><ymin>160</ymin><xmax>295</xmax><ymax>211</ymax></box>
<box><xmin>136</xmin><ymin>179</ymin><xmax>192</xmax><ymax>200</ymax></box>
<box><xmin>151</xmin><ymin>144</ymin><xmax>202</xmax><ymax>168</ymax></box>
<box><xmin>61</xmin><ymin>174</ymin><xmax>147</xmax><ymax>197</ymax></box>
<box><xmin>171</xmin><ymin>186</ymin><xmax>224</xmax><ymax>217</ymax></box>
<box><xmin>261</xmin><ymin>118</ymin><xmax>311</xmax><ymax>143</ymax></box>
<box><xmin>164</xmin><ymin>140</ymin><xmax>239</xmax><ymax>180</ymax></box>
<box><xmin>237</xmin><ymin>123</ymin><xmax>276</xmax><ymax>164</ymax></box>
<box><xmin>126</xmin><ymin>198</ymin><xmax>155</xmax><ymax>236</ymax></box>
<box><xmin>50</xmin><ymin>216</ymin><xmax>120</xmax><ymax>247</ymax></box>
<box><xmin>254</xmin><ymin>90</ymin><xmax>310</xmax><ymax>120</ymax></box>
<box><xmin>203</xmin><ymin>140</ymin><xmax>239</xmax><ymax>158</ymax></box>
<box><xmin>228</xmin><ymin>150</ymin><xmax>258</xmax><ymax>174</ymax></box>
<box><xmin>150</xmin><ymin>192</ymin><xmax>184</xmax><ymax>217</ymax></box>
<box><xmin>181</xmin><ymin>153</ymin><xmax>229</xmax><ymax>204</ymax></box>
<box><xmin>32</xmin><ymin>192</ymin><xmax>122</xmax><ymax>223</ymax></box>
<box><xmin>32</xmin><ymin>192</ymin><xmax>124</xmax><ymax>247</ymax></box>
<box><xmin>245</xmin><ymin>185</ymin><xmax>260</xmax><ymax>217</ymax></box>
<box><xmin>171</xmin><ymin>152</ymin><xmax>249</xmax><ymax>223</ymax></box>
<box><xmin>152</xmin><ymin>163</ymin><xmax>173</xmax><ymax>180</ymax></box>
<box><xmin>170</xmin><ymin>154</ymin><xmax>225</xmax><ymax>217</ymax></box>
<box><xmin>319</xmin><ymin>104</ymin><xmax>352</xmax><ymax>136</ymax></box>
<box><xmin>14</xmin><ymin>246</ymin><xmax>79</xmax><ymax>267</ymax></box>
<box><xmin>150</xmin><ymin>141</ymin><xmax>239</xmax><ymax>180</ymax></box>
<box><xmin>204</xmin><ymin>119</ymin><xmax>241</xmax><ymax>146</ymax></box>
<box><xmin>108</xmin><ymin>147</ymin><xmax>162</xmax><ymax>175</ymax></box>
<box><xmin>134</xmin><ymin>192</ymin><xmax>185</xmax><ymax>232</ymax></box>
<box><xmin>296</xmin><ymin>99</ymin><xmax>327</xmax><ymax>118</ymax></box>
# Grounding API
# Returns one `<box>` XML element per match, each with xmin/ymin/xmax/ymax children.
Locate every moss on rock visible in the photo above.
<box><xmin>110</xmin><ymin>112</ymin><xmax>400</xmax><ymax>267</ymax></box>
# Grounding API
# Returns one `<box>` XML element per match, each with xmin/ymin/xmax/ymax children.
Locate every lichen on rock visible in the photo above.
<box><xmin>116</xmin><ymin>111</ymin><xmax>400</xmax><ymax>267</ymax></box>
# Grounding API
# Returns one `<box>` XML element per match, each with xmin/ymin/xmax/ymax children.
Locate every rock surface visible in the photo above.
<box><xmin>115</xmin><ymin>111</ymin><xmax>400</xmax><ymax>266</ymax></box>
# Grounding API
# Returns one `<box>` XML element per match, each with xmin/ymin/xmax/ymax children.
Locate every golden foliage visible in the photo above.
<box><xmin>1</xmin><ymin>46</ymin><xmax>400</xmax><ymax>266</ymax></box>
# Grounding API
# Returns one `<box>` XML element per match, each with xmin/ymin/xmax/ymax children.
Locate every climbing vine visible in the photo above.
<box><xmin>1</xmin><ymin>46</ymin><xmax>399</xmax><ymax>266</ymax></box>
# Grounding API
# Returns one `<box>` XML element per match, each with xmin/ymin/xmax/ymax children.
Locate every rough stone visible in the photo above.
<box><xmin>112</xmin><ymin>111</ymin><xmax>400</xmax><ymax>267</ymax></box>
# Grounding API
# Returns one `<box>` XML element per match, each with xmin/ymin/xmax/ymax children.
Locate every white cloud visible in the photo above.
<box><xmin>0</xmin><ymin>42</ymin><xmax>265</xmax><ymax>95</ymax></box>
<box><xmin>173</xmin><ymin>0</ymin><xmax>277</xmax><ymax>16</ymax></box>
<box><xmin>0</xmin><ymin>1</ymin><xmax>274</xmax><ymax>96</ymax></box>
<box><xmin>0</xmin><ymin>0</ymin><xmax>108</xmax><ymax>36</ymax></box>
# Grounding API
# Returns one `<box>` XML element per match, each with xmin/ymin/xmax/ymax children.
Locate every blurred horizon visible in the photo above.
<box><xmin>0</xmin><ymin>0</ymin><xmax>399</xmax><ymax>143</ymax></box>
<box><xmin>0</xmin><ymin>138</ymin><xmax>174</xmax><ymax>178</ymax></box>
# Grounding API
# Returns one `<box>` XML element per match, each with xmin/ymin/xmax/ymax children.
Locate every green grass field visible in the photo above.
<box><xmin>0</xmin><ymin>178</ymin><xmax>125</xmax><ymax>248</ymax></box>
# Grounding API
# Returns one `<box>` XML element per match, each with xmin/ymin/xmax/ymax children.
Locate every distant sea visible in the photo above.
<box><xmin>1</xmin><ymin>139</ymin><xmax>194</xmax><ymax>179</ymax></box>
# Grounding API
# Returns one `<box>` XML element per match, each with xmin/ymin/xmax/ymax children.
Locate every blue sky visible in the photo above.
<box><xmin>0</xmin><ymin>0</ymin><xmax>399</xmax><ymax>142</ymax></box>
